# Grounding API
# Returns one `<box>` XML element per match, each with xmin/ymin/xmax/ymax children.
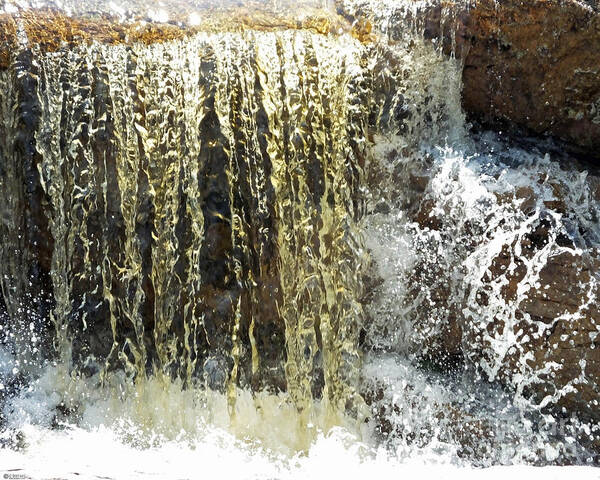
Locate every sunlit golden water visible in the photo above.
<box><xmin>0</xmin><ymin>28</ymin><xmax>382</xmax><ymax>440</ymax></box>
<box><xmin>0</xmin><ymin>0</ymin><xmax>470</xmax><ymax>456</ymax></box>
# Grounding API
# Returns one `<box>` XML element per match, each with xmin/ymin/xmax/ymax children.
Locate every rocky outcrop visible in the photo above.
<box><xmin>404</xmin><ymin>149</ymin><xmax>600</xmax><ymax>428</ymax></box>
<box><xmin>337</xmin><ymin>0</ymin><xmax>600</xmax><ymax>160</ymax></box>
<box><xmin>337</xmin><ymin>0</ymin><xmax>600</xmax><ymax>426</ymax></box>
<box><xmin>462</xmin><ymin>0</ymin><xmax>600</xmax><ymax>160</ymax></box>
<box><xmin>2</xmin><ymin>0</ymin><xmax>599</xmax><ymax>431</ymax></box>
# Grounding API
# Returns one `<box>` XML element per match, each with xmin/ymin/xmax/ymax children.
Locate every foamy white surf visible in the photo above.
<box><xmin>2</xmin><ymin>423</ymin><xmax>600</xmax><ymax>480</ymax></box>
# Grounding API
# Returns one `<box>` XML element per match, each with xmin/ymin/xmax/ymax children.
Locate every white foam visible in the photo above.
<box><xmin>2</xmin><ymin>423</ymin><xmax>599</xmax><ymax>480</ymax></box>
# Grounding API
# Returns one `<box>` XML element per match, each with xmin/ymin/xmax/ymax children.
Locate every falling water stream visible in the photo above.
<box><xmin>0</xmin><ymin>0</ymin><xmax>599</xmax><ymax>478</ymax></box>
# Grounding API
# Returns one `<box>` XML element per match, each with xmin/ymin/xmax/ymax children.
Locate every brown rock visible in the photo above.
<box><xmin>481</xmin><ymin>243</ymin><xmax>600</xmax><ymax>420</ymax></box>
<box><xmin>462</xmin><ymin>0</ymin><xmax>600</xmax><ymax>160</ymax></box>
<box><xmin>392</xmin><ymin>150</ymin><xmax>600</xmax><ymax>420</ymax></box>
<box><xmin>0</xmin><ymin>4</ymin><xmax>352</xmax><ymax>71</ymax></box>
<box><xmin>337</xmin><ymin>0</ymin><xmax>600</xmax><ymax>159</ymax></box>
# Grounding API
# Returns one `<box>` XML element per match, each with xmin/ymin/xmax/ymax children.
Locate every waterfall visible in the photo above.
<box><xmin>1</xmin><ymin>0</ymin><xmax>599</xmax><ymax>474</ymax></box>
<box><xmin>0</xmin><ymin>29</ymin><xmax>377</xmax><ymax>423</ymax></box>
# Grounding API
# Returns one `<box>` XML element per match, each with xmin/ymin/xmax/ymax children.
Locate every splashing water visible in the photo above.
<box><xmin>1</xmin><ymin>0</ymin><xmax>599</xmax><ymax>477</ymax></box>
<box><xmin>362</xmin><ymin>136</ymin><xmax>600</xmax><ymax>466</ymax></box>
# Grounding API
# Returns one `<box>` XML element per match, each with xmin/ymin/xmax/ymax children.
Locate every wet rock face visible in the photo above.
<box><xmin>0</xmin><ymin>49</ymin><xmax>56</xmax><ymax>363</ymax></box>
<box><xmin>338</xmin><ymin>0</ymin><xmax>600</xmax><ymax>421</ymax></box>
<box><xmin>405</xmin><ymin>145</ymin><xmax>600</xmax><ymax>423</ymax></box>
<box><xmin>337</xmin><ymin>0</ymin><xmax>600</xmax><ymax>160</ymax></box>
<box><xmin>473</xmin><ymin>233</ymin><xmax>600</xmax><ymax>421</ymax></box>
<box><xmin>1</xmin><ymin>1</ymin><xmax>598</xmax><ymax>433</ymax></box>
<box><xmin>462</xmin><ymin>0</ymin><xmax>600</xmax><ymax>160</ymax></box>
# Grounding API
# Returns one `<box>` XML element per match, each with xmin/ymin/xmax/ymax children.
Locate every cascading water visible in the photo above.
<box><xmin>1</xmin><ymin>23</ymin><xmax>373</xmax><ymax>440</ymax></box>
<box><xmin>0</xmin><ymin>0</ymin><xmax>599</xmax><ymax>477</ymax></box>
